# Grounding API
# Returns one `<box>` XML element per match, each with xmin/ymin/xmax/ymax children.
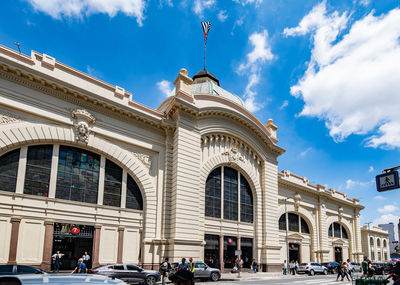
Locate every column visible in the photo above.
<box><xmin>40</xmin><ymin>219</ymin><xmax>54</xmax><ymax>271</ymax></box>
<box><xmin>117</xmin><ymin>226</ymin><xmax>125</xmax><ymax>263</ymax></box>
<box><xmin>15</xmin><ymin>147</ymin><xmax>27</xmax><ymax>194</ymax></box>
<box><xmin>92</xmin><ymin>224</ymin><xmax>102</xmax><ymax>268</ymax></box>
<box><xmin>48</xmin><ymin>144</ymin><xmax>60</xmax><ymax>198</ymax></box>
<box><xmin>237</xmin><ymin>236</ymin><xmax>241</xmax><ymax>258</ymax></box>
<box><xmin>8</xmin><ymin>216</ymin><xmax>22</xmax><ymax>264</ymax></box>
<box><xmin>120</xmin><ymin>170</ymin><xmax>127</xmax><ymax>208</ymax></box>
<box><xmin>219</xmin><ymin>235</ymin><xmax>224</xmax><ymax>270</ymax></box>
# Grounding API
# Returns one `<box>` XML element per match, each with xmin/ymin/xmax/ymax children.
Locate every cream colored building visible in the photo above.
<box><xmin>0</xmin><ymin>44</ymin><xmax>364</xmax><ymax>272</ymax></box>
<box><xmin>361</xmin><ymin>226</ymin><xmax>390</xmax><ymax>262</ymax></box>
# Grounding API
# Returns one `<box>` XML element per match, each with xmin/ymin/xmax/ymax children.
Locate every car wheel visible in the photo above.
<box><xmin>145</xmin><ymin>276</ymin><xmax>156</xmax><ymax>285</ymax></box>
<box><xmin>323</xmin><ymin>269</ymin><xmax>328</xmax><ymax>275</ymax></box>
<box><xmin>210</xmin><ymin>272</ymin><xmax>219</xmax><ymax>282</ymax></box>
<box><xmin>309</xmin><ymin>270</ymin><xmax>315</xmax><ymax>276</ymax></box>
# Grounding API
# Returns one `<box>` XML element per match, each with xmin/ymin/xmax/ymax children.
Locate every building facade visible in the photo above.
<box><xmin>378</xmin><ymin>223</ymin><xmax>396</xmax><ymax>254</ymax></box>
<box><xmin>0</xmin><ymin>44</ymin><xmax>364</xmax><ymax>272</ymax></box>
<box><xmin>361</xmin><ymin>226</ymin><xmax>390</xmax><ymax>262</ymax></box>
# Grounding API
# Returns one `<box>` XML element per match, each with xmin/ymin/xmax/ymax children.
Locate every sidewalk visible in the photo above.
<box><xmin>220</xmin><ymin>272</ymin><xmax>309</xmax><ymax>281</ymax></box>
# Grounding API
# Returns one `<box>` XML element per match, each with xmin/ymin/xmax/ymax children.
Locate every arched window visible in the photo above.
<box><xmin>278</xmin><ymin>213</ymin><xmax>310</xmax><ymax>234</ymax></box>
<box><xmin>103</xmin><ymin>159</ymin><xmax>122</xmax><ymax>207</ymax></box>
<box><xmin>205</xmin><ymin>166</ymin><xmax>253</xmax><ymax>223</ymax></box>
<box><xmin>328</xmin><ymin>222</ymin><xmax>348</xmax><ymax>239</ymax></box>
<box><xmin>377</xmin><ymin>238</ymin><xmax>381</xmax><ymax>247</ymax></box>
<box><xmin>56</xmin><ymin>146</ymin><xmax>100</xmax><ymax>204</ymax></box>
<box><xmin>126</xmin><ymin>174</ymin><xmax>143</xmax><ymax>210</ymax></box>
<box><xmin>370</xmin><ymin>237</ymin><xmax>374</xmax><ymax>246</ymax></box>
<box><xmin>24</xmin><ymin>145</ymin><xmax>53</xmax><ymax>197</ymax></box>
<box><xmin>0</xmin><ymin>149</ymin><xmax>20</xmax><ymax>192</ymax></box>
<box><xmin>383</xmin><ymin>239</ymin><xmax>387</xmax><ymax>247</ymax></box>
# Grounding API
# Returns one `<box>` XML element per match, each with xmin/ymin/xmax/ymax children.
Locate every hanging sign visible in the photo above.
<box><xmin>235</xmin><ymin>250</ymin><xmax>242</xmax><ymax>256</ymax></box>
<box><xmin>228</xmin><ymin>238</ymin><xmax>233</xmax><ymax>244</ymax></box>
<box><xmin>70</xmin><ymin>226</ymin><xmax>80</xmax><ymax>235</ymax></box>
<box><xmin>376</xmin><ymin>171</ymin><xmax>400</xmax><ymax>192</ymax></box>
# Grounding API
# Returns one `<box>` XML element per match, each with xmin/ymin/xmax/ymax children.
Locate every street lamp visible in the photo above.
<box><xmin>365</xmin><ymin>222</ymin><xmax>372</xmax><ymax>262</ymax></box>
<box><xmin>285</xmin><ymin>198</ymin><xmax>290</xmax><ymax>271</ymax></box>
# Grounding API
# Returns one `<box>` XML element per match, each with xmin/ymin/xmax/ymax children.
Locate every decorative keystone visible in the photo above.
<box><xmin>266</xmin><ymin>119</ymin><xmax>278</xmax><ymax>142</ymax></box>
<box><xmin>174</xmin><ymin>68</ymin><xmax>194</xmax><ymax>102</ymax></box>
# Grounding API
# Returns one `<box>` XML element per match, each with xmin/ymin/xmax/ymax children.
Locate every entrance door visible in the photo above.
<box><xmin>223</xmin><ymin>236</ymin><xmax>237</xmax><ymax>268</ymax></box>
<box><xmin>241</xmin><ymin>238</ymin><xmax>253</xmax><ymax>268</ymax></box>
<box><xmin>289</xmin><ymin>243</ymin><xmax>300</xmax><ymax>262</ymax></box>
<box><xmin>334</xmin><ymin>247</ymin><xmax>343</xmax><ymax>263</ymax></box>
<box><xmin>52</xmin><ymin>223</ymin><xmax>94</xmax><ymax>270</ymax></box>
<box><xmin>204</xmin><ymin>234</ymin><xmax>219</xmax><ymax>269</ymax></box>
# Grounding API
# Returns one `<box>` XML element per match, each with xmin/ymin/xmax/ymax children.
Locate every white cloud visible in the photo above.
<box><xmin>359</xmin><ymin>0</ymin><xmax>370</xmax><ymax>7</ymax></box>
<box><xmin>284</xmin><ymin>2</ymin><xmax>400</xmax><ymax>149</ymax></box>
<box><xmin>157</xmin><ymin>80</ymin><xmax>174</xmax><ymax>97</ymax></box>
<box><xmin>373</xmin><ymin>213</ymin><xmax>399</xmax><ymax>240</ymax></box>
<box><xmin>374</xmin><ymin>195</ymin><xmax>386</xmax><ymax>200</ymax></box>
<box><xmin>298</xmin><ymin>147</ymin><xmax>312</xmax><ymax>158</ymax></box>
<box><xmin>159</xmin><ymin>0</ymin><xmax>173</xmax><ymax>7</ymax></box>
<box><xmin>217</xmin><ymin>10</ymin><xmax>228</xmax><ymax>22</ymax></box>
<box><xmin>26</xmin><ymin>0</ymin><xmax>146</xmax><ymax>26</ymax></box>
<box><xmin>233</xmin><ymin>0</ymin><xmax>262</xmax><ymax>5</ymax></box>
<box><xmin>345</xmin><ymin>179</ymin><xmax>372</xmax><ymax>189</ymax></box>
<box><xmin>193</xmin><ymin>0</ymin><xmax>215</xmax><ymax>17</ymax></box>
<box><xmin>237</xmin><ymin>30</ymin><xmax>274</xmax><ymax>112</ymax></box>
<box><xmin>280</xmin><ymin>100</ymin><xmax>289</xmax><ymax>110</ymax></box>
<box><xmin>378</xmin><ymin>205</ymin><xmax>399</xmax><ymax>213</ymax></box>
<box><xmin>368</xmin><ymin>166</ymin><xmax>374</xmax><ymax>173</ymax></box>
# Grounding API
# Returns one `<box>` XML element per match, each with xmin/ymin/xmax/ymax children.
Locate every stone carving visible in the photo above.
<box><xmin>71</xmin><ymin>109</ymin><xmax>95</xmax><ymax>143</ymax></box>
<box><xmin>0</xmin><ymin>112</ymin><xmax>20</xmax><ymax>124</ymax></box>
<box><xmin>133</xmin><ymin>152</ymin><xmax>152</xmax><ymax>169</ymax></box>
<box><xmin>222</xmin><ymin>148</ymin><xmax>244</xmax><ymax>162</ymax></box>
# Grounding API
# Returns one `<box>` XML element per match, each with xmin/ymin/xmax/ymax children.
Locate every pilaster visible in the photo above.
<box><xmin>40</xmin><ymin>219</ymin><xmax>54</xmax><ymax>271</ymax></box>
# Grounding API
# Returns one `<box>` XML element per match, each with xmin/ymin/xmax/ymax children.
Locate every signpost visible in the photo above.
<box><xmin>376</xmin><ymin>170</ymin><xmax>400</xmax><ymax>192</ymax></box>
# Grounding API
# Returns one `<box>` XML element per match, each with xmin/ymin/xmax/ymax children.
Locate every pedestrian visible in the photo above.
<box><xmin>290</xmin><ymin>261</ymin><xmax>296</xmax><ymax>275</ymax></box>
<box><xmin>189</xmin><ymin>258</ymin><xmax>195</xmax><ymax>273</ymax></box>
<box><xmin>295</xmin><ymin>260</ymin><xmax>299</xmax><ymax>274</ymax></box>
<box><xmin>336</xmin><ymin>261</ymin><xmax>344</xmax><ymax>281</ymax></box>
<box><xmin>367</xmin><ymin>261</ymin><xmax>375</xmax><ymax>278</ymax></box>
<box><xmin>72</xmin><ymin>258</ymin><xmax>87</xmax><ymax>274</ymax></box>
<box><xmin>51</xmin><ymin>250</ymin><xmax>64</xmax><ymax>272</ymax></box>
<box><xmin>282</xmin><ymin>260</ymin><xmax>287</xmax><ymax>275</ymax></box>
<box><xmin>361</xmin><ymin>256</ymin><xmax>368</xmax><ymax>278</ymax></box>
<box><xmin>346</xmin><ymin>259</ymin><xmax>353</xmax><ymax>280</ymax></box>
<box><xmin>82</xmin><ymin>251</ymin><xmax>91</xmax><ymax>269</ymax></box>
<box><xmin>235</xmin><ymin>256</ymin><xmax>243</xmax><ymax>277</ymax></box>
<box><xmin>341</xmin><ymin>262</ymin><xmax>351</xmax><ymax>282</ymax></box>
<box><xmin>251</xmin><ymin>259</ymin><xmax>258</xmax><ymax>273</ymax></box>
<box><xmin>177</xmin><ymin>258</ymin><xmax>189</xmax><ymax>271</ymax></box>
<box><xmin>159</xmin><ymin>257</ymin><xmax>172</xmax><ymax>285</ymax></box>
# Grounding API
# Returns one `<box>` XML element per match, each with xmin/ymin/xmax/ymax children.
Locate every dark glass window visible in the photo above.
<box><xmin>240</xmin><ymin>174</ymin><xmax>253</xmax><ymax>223</ymax></box>
<box><xmin>279</xmin><ymin>214</ymin><xmax>286</xmax><ymax>230</ymax></box>
<box><xmin>127</xmin><ymin>265</ymin><xmax>140</xmax><ymax>271</ymax></box>
<box><xmin>328</xmin><ymin>224</ymin><xmax>333</xmax><ymax>237</ymax></box>
<box><xmin>342</xmin><ymin>226</ymin><xmax>348</xmax><ymax>239</ymax></box>
<box><xmin>0</xmin><ymin>149</ymin><xmax>20</xmax><ymax>192</ymax></box>
<box><xmin>383</xmin><ymin>240</ymin><xmax>387</xmax><ymax>247</ymax></box>
<box><xmin>126</xmin><ymin>175</ymin><xmax>143</xmax><ymax>210</ymax></box>
<box><xmin>24</xmin><ymin>145</ymin><xmax>52</xmax><ymax>197</ymax></box>
<box><xmin>334</xmin><ymin>223</ymin><xmax>341</xmax><ymax>238</ymax></box>
<box><xmin>301</xmin><ymin>217</ymin><xmax>310</xmax><ymax>234</ymax></box>
<box><xmin>370</xmin><ymin>237</ymin><xmax>374</xmax><ymax>246</ymax></box>
<box><xmin>56</xmin><ymin>146</ymin><xmax>100</xmax><ymax>204</ymax></box>
<box><xmin>205</xmin><ymin>168</ymin><xmax>221</xmax><ymax>218</ymax></box>
<box><xmin>223</xmin><ymin>167</ymin><xmax>238</xmax><ymax>221</ymax></box>
<box><xmin>288</xmin><ymin>213</ymin><xmax>299</xmax><ymax>232</ymax></box>
<box><xmin>377</xmin><ymin>239</ymin><xmax>381</xmax><ymax>247</ymax></box>
<box><xmin>103</xmin><ymin>159</ymin><xmax>122</xmax><ymax>207</ymax></box>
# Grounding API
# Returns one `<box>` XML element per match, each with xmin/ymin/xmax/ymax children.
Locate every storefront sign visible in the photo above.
<box><xmin>235</xmin><ymin>250</ymin><xmax>242</xmax><ymax>256</ymax></box>
<box><xmin>70</xmin><ymin>226</ymin><xmax>80</xmax><ymax>235</ymax></box>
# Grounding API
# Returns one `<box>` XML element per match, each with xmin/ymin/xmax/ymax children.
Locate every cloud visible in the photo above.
<box><xmin>374</xmin><ymin>195</ymin><xmax>386</xmax><ymax>200</ymax></box>
<box><xmin>237</xmin><ymin>30</ymin><xmax>274</xmax><ymax>112</ymax></box>
<box><xmin>359</xmin><ymin>0</ymin><xmax>370</xmax><ymax>6</ymax></box>
<box><xmin>368</xmin><ymin>166</ymin><xmax>374</xmax><ymax>173</ymax></box>
<box><xmin>298</xmin><ymin>147</ymin><xmax>312</xmax><ymax>158</ymax></box>
<box><xmin>233</xmin><ymin>0</ymin><xmax>262</xmax><ymax>5</ymax></box>
<box><xmin>193</xmin><ymin>0</ymin><xmax>215</xmax><ymax>17</ymax></box>
<box><xmin>280</xmin><ymin>100</ymin><xmax>289</xmax><ymax>110</ymax></box>
<box><xmin>284</xmin><ymin>2</ymin><xmax>400</xmax><ymax>149</ymax></box>
<box><xmin>231</xmin><ymin>15</ymin><xmax>245</xmax><ymax>35</ymax></box>
<box><xmin>157</xmin><ymin>80</ymin><xmax>174</xmax><ymax>97</ymax></box>
<box><xmin>26</xmin><ymin>0</ymin><xmax>146</xmax><ymax>26</ymax></box>
<box><xmin>217</xmin><ymin>10</ymin><xmax>228</xmax><ymax>22</ymax></box>
<box><xmin>378</xmin><ymin>205</ymin><xmax>399</xmax><ymax>214</ymax></box>
<box><xmin>345</xmin><ymin>179</ymin><xmax>372</xmax><ymax>189</ymax></box>
<box><xmin>159</xmin><ymin>0</ymin><xmax>173</xmax><ymax>7</ymax></box>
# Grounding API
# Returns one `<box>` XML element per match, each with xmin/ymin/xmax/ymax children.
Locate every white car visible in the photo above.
<box><xmin>350</xmin><ymin>262</ymin><xmax>362</xmax><ymax>272</ymax></box>
<box><xmin>297</xmin><ymin>262</ymin><xmax>328</xmax><ymax>276</ymax></box>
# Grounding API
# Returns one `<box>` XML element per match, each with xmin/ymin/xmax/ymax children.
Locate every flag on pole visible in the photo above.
<box><xmin>201</xmin><ymin>21</ymin><xmax>211</xmax><ymax>45</ymax></box>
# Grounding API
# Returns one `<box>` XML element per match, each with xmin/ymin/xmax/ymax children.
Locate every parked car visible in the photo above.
<box><xmin>297</xmin><ymin>262</ymin><xmax>328</xmax><ymax>276</ymax></box>
<box><xmin>350</xmin><ymin>262</ymin><xmax>362</xmax><ymax>272</ymax></box>
<box><xmin>0</xmin><ymin>265</ymin><xmax>46</xmax><ymax>275</ymax></box>
<box><xmin>168</xmin><ymin>262</ymin><xmax>221</xmax><ymax>281</ymax></box>
<box><xmin>321</xmin><ymin>262</ymin><xmax>339</xmax><ymax>274</ymax></box>
<box><xmin>372</xmin><ymin>263</ymin><xmax>386</xmax><ymax>275</ymax></box>
<box><xmin>0</xmin><ymin>274</ymin><xmax>127</xmax><ymax>285</ymax></box>
<box><xmin>90</xmin><ymin>264</ymin><xmax>160</xmax><ymax>285</ymax></box>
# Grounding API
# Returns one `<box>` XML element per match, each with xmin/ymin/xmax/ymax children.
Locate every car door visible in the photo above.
<box><xmin>194</xmin><ymin>263</ymin><xmax>208</xmax><ymax>278</ymax></box>
<box><xmin>111</xmin><ymin>265</ymin><xmax>126</xmax><ymax>281</ymax></box>
<box><xmin>126</xmin><ymin>265</ymin><xmax>143</xmax><ymax>284</ymax></box>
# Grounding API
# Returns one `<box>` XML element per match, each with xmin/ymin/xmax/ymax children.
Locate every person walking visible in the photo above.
<box><xmin>289</xmin><ymin>261</ymin><xmax>296</xmax><ymax>275</ymax></box>
<box><xmin>336</xmin><ymin>261</ymin><xmax>344</xmax><ymax>281</ymax></box>
<box><xmin>346</xmin><ymin>259</ymin><xmax>353</xmax><ymax>280</ymax></box>
<box><xmin>361</xmin><ymin>256</ymin><xmax>368</xmax><ymax>278</ymax></box>
<box><xmin>341</xmin><ymin>262</ymin><xmax>351</xmax><ymax>282</ymax></box>
<box><xmin>159</xmin><ymin>257</ymin><xmax>171</xmax><ymax>285</ymax></box>
<box><xmin>251</xmin><ymin>259</ymin><xmax>258</xmax><ymax>273</ymax></box>
<box><xmin>51</xmin><ymin>250</ymin><xmax>64</xmax><ymax>272</ymax></box>
<box><xmin>177</xmin><ymin>258</ymin><xmax>189</xmax><ymax>271</ymax></box>
<box><xmin>367</xmin><ymin>261</ymin><xmax>375</xmax><ymax>278</ymax></box>
<box><xmin>295</xmin><ymin>261</ymin><xmax>299</xmax><ymax>274</ymax></box>
<box><xmin>282</xmin><ymin>260</ymin><xmax>287</xmax><ymax>275</ymax></box>
<box><xmin>189</xmin><ymin>258</ymin><xmax>195</xmax><ymax>273</ymax></box>
<box><xmin>82</xmin><ymin>251</ymin><xmax>91</xmax><ymax>269</ymax></box>
<box><xmin>72</xmin><ymin>258</ymin><xmax>87</xmax><ymax>274</ymax></box>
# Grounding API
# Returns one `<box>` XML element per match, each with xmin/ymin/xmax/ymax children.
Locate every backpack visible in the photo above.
<box><xmin>160</xmin><ymin>261</ymin><xmax>168</xmax><ymax>272</ymax></box>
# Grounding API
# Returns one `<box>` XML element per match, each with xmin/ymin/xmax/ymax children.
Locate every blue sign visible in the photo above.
<box><xmin>376</xmin><ymin>171</ymin><xmax>400</xmax><ymax>192</ymax></box>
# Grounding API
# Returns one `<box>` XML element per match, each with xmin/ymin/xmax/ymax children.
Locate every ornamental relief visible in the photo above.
<box><xmin>0</xmin><ymin>111</ymin><xmax>20</xmax><ymax>125</ymax></box>
<box><xmin>71</xmin><ymin>108</ymin><xmax>95</xmax><ymax>144</ymax></box>
<box><xmin>132</xmin><ymin>152</ymin><xmax>152</xmax><ymax>169</ymax></box>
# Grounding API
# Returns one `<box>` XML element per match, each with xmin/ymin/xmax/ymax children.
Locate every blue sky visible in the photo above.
<box><xmin>1</xmin><ymin>0</ymin><xmax>400</xmax><ymax>237</ymax></box>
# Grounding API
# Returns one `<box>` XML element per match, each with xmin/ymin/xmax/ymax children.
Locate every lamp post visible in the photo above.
<box><xmin>285</xmin><ymin>198</ymin><xmax>290</xmax><ymax>272</ymax></box>
<box><xmin>365</xmin><ymin>222</ymin><xmax>372</xmax><ymax>262</ymax></box>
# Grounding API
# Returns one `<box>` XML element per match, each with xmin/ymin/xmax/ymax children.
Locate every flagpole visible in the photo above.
<box><xmin>204</xmin><ymin>38</ymin><xmax>206</xmax><ymax>71</ymax></box>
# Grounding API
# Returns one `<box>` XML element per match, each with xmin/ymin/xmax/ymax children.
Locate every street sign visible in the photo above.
<box><xmin>235</xmin><ymin>250</ymin><xmax>242</xmax><ymax>256</ymax></box>
<box><xmin>376</xmin><ymin>171</ymin><xmax>400</xmax><ymax>192</ymax></box>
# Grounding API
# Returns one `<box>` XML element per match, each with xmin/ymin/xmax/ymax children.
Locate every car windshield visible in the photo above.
<box><xmin>300</xmin><ymin>263</ymin><xmax>308</xmax><ymax>266</ymax></box>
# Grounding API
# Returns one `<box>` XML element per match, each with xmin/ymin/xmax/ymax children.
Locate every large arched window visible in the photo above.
<box><xmin>370</xmin><ymin>237</ymin><xmax>374</xmax><ymax>246</ymax></box>
<box><xmin>328</xmin><ymin>222</ymin><xmax>348</xmax><ymax>239</ymax></box>
<box><xmin>278</xmin><ymin>213</ymin><xmax>310</xmax><ymax>234</ymax></box>
<box><xmin>126</xmin><ymin>174</ymin><xmax>143</xmax><ymax>210</ymax></box>
<box><xmin>205</xmin><ymin>166</ymin><xmax>253</xmax><ymax>223</ymax></box>
<box><xmin>0</xmin><ymin>149</ymin><xmax>20</xmax><ymax>192</ymax></box>
<box><xmin>377</xmin><ymin>238</ymin><xmax>381</xmax><ymax>247</ymax></box>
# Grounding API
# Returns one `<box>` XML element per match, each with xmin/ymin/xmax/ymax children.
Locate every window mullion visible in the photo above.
<box><xmin>238</xmin><ymin>170</ymin><xmax>241</xmax><ymax>222</ymax></box>
<box><xmin>121</xmin><ymin>169</ymin><xmax>127</xmax><ymax>208</ymax></box>
<box><xmin>15</xmin><ymin>146</ymin><xmax>28</xmax><ymax>194</ymax></box>
<box><xmin>97</xmin><ymin>156</ymin><xmax>106</xmax><ymax>205</ymax></box>
<box><xmin>221</xmin><ymin>166</ymin><xmax>224</xmax><ymax>219</ymax></box>
<box><xmin>48</xmin><ymin>144</ymin><xmax>59</xmax><ymax>198</ymax></box>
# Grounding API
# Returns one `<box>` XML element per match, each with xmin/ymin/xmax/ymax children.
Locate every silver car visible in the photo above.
<box><xmin>297</xmin><ymin>262</ymin><xmax>328</xmax><ymax>276</ymax></box>
<box><xmin>0</xmin><ymin>274</ymin><xmax>127</xmax><ymax>284</ymax></box>
<box><xmin>350</xmin><ymin>262</ymin><xmax>362</xmax><ymax>272</ymax></box>
<box><xmin>193</xmin><ymin>262</ymin><xmax>221</xmax><ymax>281</ymax></box>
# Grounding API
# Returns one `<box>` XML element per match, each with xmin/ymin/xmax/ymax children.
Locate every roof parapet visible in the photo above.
<box><xmin>174</xmin><ymin>68</ymin><xmax>194</xmax><ymax>103</ymax></box>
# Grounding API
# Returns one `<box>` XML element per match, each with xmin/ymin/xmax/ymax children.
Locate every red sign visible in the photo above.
<box><xmin>70</xmin><ymin>226</ymin><xmax>80</xmax><ymax>235</ymax></box>
<box><xmin>228</xmin><ymin>238</ymin><xmax>233</xmax><ymax>244</ymax></box>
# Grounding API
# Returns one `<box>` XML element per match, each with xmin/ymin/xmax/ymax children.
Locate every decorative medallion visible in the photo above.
<box><xmin>71</xmin><ymin>109</ymin><xmax>95</xmax><ymax>144</ymax></box>
<box><xmin>222</xmin><ymin>148</ymin><xmax>244</xmax><ymax>162</ymax></box>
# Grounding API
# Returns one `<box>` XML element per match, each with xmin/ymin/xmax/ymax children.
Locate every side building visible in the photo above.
<box><xmin>361</xmin><ymin>226</ymin><xmax>390</xmax><ymax>262</ymax></box>
<box><xmin>378</xmin><ymin>223</ymin><xmax>396</xmax><ymax>254</ymax></box>
<box><xmin>0</xmin><ymin>44</ymin><xmax>364</xmax><ymax>272</ymax></box>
